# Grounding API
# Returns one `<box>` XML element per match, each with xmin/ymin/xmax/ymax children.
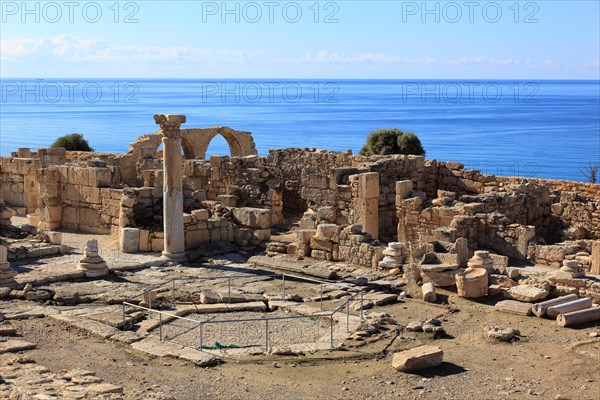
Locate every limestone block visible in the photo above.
<box><xmin>217</xmin><ymin>194</ymin><xmax>237</xmax><ymax>207</ymax></box>
<box><xmin>489</xmin><ymin>274</ymin><xmax>517</xmax><ymax>288</ymax></box>
<box><xmin>232</xmin><ymin>207</ymin><xmax>271</xmax><ymax>229</ymax></box>
<box><xmin>185</xmin><ymin>229</ymin><xmax>210</xmax><ymax>248</ymax></box>
<box><xmin>420</xmin><ymin>267</ymin><xmax>458</xmax><ymax>287</ymax></box>
<box><xmin>137</xmin><ymin>230</ymin><xmax>149</xmax><ymax>252</ymax></box>
<box><xmin>358</xmin><ymin>172</ymin><xmax>379</xmax><ymax>199</ymax></box>
<box><xmin>504</xmin><ymin>285</ymin><xmax>549</xmax><ymax>303</ymax></box>
<box><xmin>27</xmin><ymin>213</ymin><xmax>40</xmax><ymax>227</ymax></box>
<box><xmin>316</xmin><ymin>224</ymin><xmax>338</xmax><ymax>240</ymax></box>
<box><xmin>192</xmin><ymin>209</ymin><xmax>210</xmax><ymax>221</ymax></box>
<box><xmin>454</xmin><ymin>237</ymin><xmax>469</xmax><ymax>268</ymax></box>
<box><xmin>317</xmin><ymin>206</ymin><xmax>336</xmax><ymax>222</ymax></box>
<box><xmin>120</xmin><ymin>228</ymin><xmax>140</xmax><ymax>253</ymax></box>
<box><xmin>46</xmin><ymin>231</ymin><xmax>62</xmax><ymax>245</ymax></box>
<box><xmin>495</xmin><ymin>300</ymin><xmax>533</xmax><ymax>316</ymax></box>
<box><xmin>310</xmin><ymin>237</ymin><xmax>333</xmax><ymax>252</ymax></box>
<box><xmin>151</xmin><ymin>238</ymin><xmax>164</xmax><ymax>252</ymax></box>
<box><xmin>489</xmin><ymin>254</ymin><xmax>509</xmax><ymax>272</ymax></box>
<box><xmin>252</xmin><ymin>228</ymin><xmax>271</xmax><ymax>242</ymax></box>
<box><xmin>80</xmin><ymin>207</ymin><xmax>101</xmax><ymax>228</ymax></box>
<box><xmin>395</xmin><ymin>180</ymin><xmax>413</xmax><ymax>200</ymax></box>
<box><xmin>456</xmin><ymin>268</ymin><xmax>488</xmax><ymax>298</ymax></box>
<box><xmin>311</xmin><ymin>250</ymin><xmax>332</xmax><ymax>261</ymax></box>
<box><xmin>392</xmin><ymin>345</ymin><xmax>443</xmax><ymax>372</ymax></box>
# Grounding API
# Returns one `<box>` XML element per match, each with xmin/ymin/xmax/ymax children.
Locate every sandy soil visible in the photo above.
<box><xmin>8</xmin><ymin>289</ymin><xmax>600</xmax><ymax>400</ymax></box>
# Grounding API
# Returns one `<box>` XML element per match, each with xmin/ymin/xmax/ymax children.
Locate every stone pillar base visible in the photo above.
<box><xmin>161</xmin><ymin>251</ymin><xmax>188</xmax><ymax>263</ymax></box>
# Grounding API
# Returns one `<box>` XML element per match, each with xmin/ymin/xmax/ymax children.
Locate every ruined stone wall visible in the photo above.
<box><xmin>0</xmin><ymin>157</ymin><xmax>40</xmax><ymax>212</ymax></box>
<box><xmin>265</xmin><ymin>149</ymin><xmax>354</xmax><ymax>214</ymax></box>
<box><xmin>396</xmin><ymin>180</ymin><xmax>537</xmax><ymax>260</ymax></box>
<box><xmin>359</xmin><ymin>155</ymin><xmax>426</xmax><ymax>241</ymax></box>
<box><xmin>497</xmin><ymin>176</ymin><xmax>600</xmax><ymax>240</ymax></box>
<box><xmin>183</xmin><ymin>155</ymin><xmax>283</xmax><ymax>225</ymax></box>
<box><xmin>48</xmin><ymin>165</ymin><xmax>122</xmax><ymax>233</ymax></box>
<box><xmin>293</xmin><ymin>223</ymin><xmax>384</xmax><ymax>268</ymax></box>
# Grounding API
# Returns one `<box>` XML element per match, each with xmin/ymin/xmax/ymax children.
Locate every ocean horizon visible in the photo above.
<box><xmin>1</xmin><ymin>78</ymin><xmax>599</xmax><ymax>182</ymax></box>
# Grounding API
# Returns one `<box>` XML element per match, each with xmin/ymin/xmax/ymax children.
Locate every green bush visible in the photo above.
<box><xmin>51</xmin><ymin>133</ymin><xmax>93</xmax><ymax>151</ymax></box>
<box><xmin>398</xmin><ymin>132</ymin><xmax>425</xmax><ymax>156</ymax></box>
<box><xmin>359</xmin><ymin>128</ymin><xmax>425</xmax><ymax>157</ymax></box>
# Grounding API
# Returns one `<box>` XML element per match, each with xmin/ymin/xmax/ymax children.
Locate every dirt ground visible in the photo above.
<box><xmin>8</xmin><ymin>289</ymin><xmax>600</xmax><ymax>400</ymax></box>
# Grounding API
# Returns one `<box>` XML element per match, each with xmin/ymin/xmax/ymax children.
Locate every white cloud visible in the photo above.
<box><xmin>0</xmin><ymin>35</ymin><xmax>191</xmax><ymax>63</ymax></box>
<box><xmin>0</xmin><ymin>37</ymin><xmax>46</xmax><ymax>58</ymax></box>
<box><xmin>301</xmin><ymin>50</ymin><xmax>402</xmax><ymax>64</ymax></box>
<box><xmin>579</xmin><ymin>61</ymin><xmax>600</xmax><ymax>69</ymax></box>
<box><xmin>446</xmin><ymin>56</ymin><xmax>522</xmax><ymax>66</ymax></box>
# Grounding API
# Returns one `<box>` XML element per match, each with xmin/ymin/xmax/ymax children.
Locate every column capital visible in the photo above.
<box><xmin>154</xmin><ymin>114</ymin><xmax>186</xmax><ymax>139</ymax></box>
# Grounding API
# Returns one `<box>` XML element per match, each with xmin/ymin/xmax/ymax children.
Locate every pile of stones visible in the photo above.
<box><xmin>378</xmin><ymin>242</ymin><xmax>405</xmax><ymax>271</ymax></box>
<box><xmin>467</xmin><ymin>250</ymin><xmax>494</xmax><ymax>272</ymax></box>
<box><xmin>557</xmin><ymin>259</ymin><xmax>585</xmax><ymax>278</ymax></box>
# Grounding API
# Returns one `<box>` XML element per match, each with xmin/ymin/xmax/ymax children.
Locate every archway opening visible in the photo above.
<box><xmin>205</xmin><ymin>134</ymin><xmax>232</xmax><ymax>158</ymax></box>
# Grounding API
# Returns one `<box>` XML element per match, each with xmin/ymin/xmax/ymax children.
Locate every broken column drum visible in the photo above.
<box><xmin>456</xmin><ymin>267</ymin><xmax>488</xmax><ymax>298</ymax></box>
<box><xmin>0</xmin><ymin>245</ymin><xmax>17</xmax><ymax>288</ymax></box>
<box><xmin>77</xmin><ymin>239</ymin><xmax>108</xmax><ymax>278</ymax></box>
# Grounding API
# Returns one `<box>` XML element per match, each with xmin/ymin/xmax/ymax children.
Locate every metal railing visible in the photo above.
<box><xmin>122</xmin><ymin>273</ymin><xmax>364</xmax><ymax>352</ymax></box>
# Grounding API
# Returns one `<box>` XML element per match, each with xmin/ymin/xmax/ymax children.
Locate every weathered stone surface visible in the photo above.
<box><xmin>422</xmin><ymin>282</ymin><xmax>436</xmax><ymax>302</ymax></box>
<box><xmin>0</xmin><ymin>339</ymin><xmax>36</xmax><ymax>353</ymax></box>
<box><xmin>392</xmin><ymin>345</ymin><xmax>443</xmax><ymax>372</ymax></box>
<box><xmin>532</xmin><ymin>294</ymin><xmax>579</xmax><ymax>317</ymax></box>
<box><xmin>120</xmin><ymin>227</ymin><xmax>140</xmax><ymax>253</ymax></box>
<box><xmin>421</xmin><ymin>269</ymin><xmax>458</xmax><ymax>287</ymax></box>
<box><xmin>495</xmin><ymin>300</ymin><xmax>533</xmax><ymax>316</ymax></box>
<box><xmin>25</xmin><ymin>289</ymin><xmax>52</xmax><ymax>301</ymax></box>
<box><xmin>591</xmin><ymin>241</ymin><xmax>600</xmax><ymax>275</ymax></box>
<box><xmin>200</xmin><ymin>290</ymin><xmax>220</xmax><ymax>304</ymax></box>
<box><xmin>557</xmin><ymin>306</ymin><xmax>600</xmax><ymax>327</ymax></box>
<box><xmin>456</xmin><ymin>268</ymin><xmax>488</xmax><ymax>298</ymax></box>
<box><xmin>484</xmin><ymin>326</ymin><xmax>520</xmax><ymax>342</ymax></box>
<box><xmin>87</xmin><ymin>383</ymin><xmax>124</xmax><ymax>394</ymax></box>
<box><xmin>504</xmin><ymin>285</ymin><xmax>549</xmax><ymax>302</ymax></box>
<box><xmin>547</xmin><ymin>298</ymin><xmax>593</xmax><ymax>318</ymax></box>
<box><xmin>232</xmin><ymin>207</ymin><xmax>271</xmax><ymax>229</ymax></box>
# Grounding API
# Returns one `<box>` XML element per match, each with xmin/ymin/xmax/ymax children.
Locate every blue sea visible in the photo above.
<box><xmin>0</xmin><ymin>79</ymin><xmax>598</xmax><ymax>181</ymax></box>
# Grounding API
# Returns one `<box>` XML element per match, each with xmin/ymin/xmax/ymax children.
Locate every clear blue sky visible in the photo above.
<box><xmin>1</xmin><ymin>0</ymin><xmax>599</xmax><ymax>79</ymax></box>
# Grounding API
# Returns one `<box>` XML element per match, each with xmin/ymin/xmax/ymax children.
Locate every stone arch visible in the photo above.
<box><xmin>180</xmin><ymin>137</ymin><xmax>196</xmax><ymax>160</ymax></box>
<box><xmin>182</xmin><ymin>127</ymin><xmax>257</xmax><ymax>159</ymax></box>
<box><xmin>126</xmin><ymin>131</ymin><xmax>164</xmax><ymax>162</ymax></box>
<box><xmin>125</xmin><ymin>126</ymin><xmax>258</xmax><ymax>161</ymax></box>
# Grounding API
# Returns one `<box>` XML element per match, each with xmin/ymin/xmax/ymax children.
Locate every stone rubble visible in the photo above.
<box><xmin>392</xmin><ymin>345</ymin><xmax>444</xmax><ymax>372</ymax></box>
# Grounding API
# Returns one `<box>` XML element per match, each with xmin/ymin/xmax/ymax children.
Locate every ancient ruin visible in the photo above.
<box><xmin>1</xmin><ymin>115</ymin><xmax>599</xmax><ymax>399</ymax></box>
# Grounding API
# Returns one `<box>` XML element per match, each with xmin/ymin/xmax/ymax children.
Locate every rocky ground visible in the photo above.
<box><xmin>1</xmin><ymin>228</ymin><xmax>599</xmax><ymax>399</ymax></box>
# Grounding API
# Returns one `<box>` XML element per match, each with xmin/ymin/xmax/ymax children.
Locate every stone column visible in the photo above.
<box><xmin>154</xmin><ymin>114</ymin><xmax>187</xmax><ymax>262</ymax></box>
<box><xmin>353</xmin><ymin>172</ymin><xmax>379</xmax><ymax>240</ymax></box>
<box><xmin>0</xmin><ymin>245</ymin><xmax>17</xmax><ymax>288</ymax></box>
<box><xmin>591</xmin><ymin>241</ymin><xmax>600</xmax><ymax>276</ymax></box>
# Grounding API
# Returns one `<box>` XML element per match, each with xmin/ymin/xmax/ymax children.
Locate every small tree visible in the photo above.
<box><xmin>359</xmin><ymin>128</ymin><xmax>425</xmax><ymax>157</ymax></box>
<box><xmin>398</xmin><ymin>132</ymin><xmax>426</xmax><ymax>156</ymax></box>
<box><xmin>581</xmin><ymin>163</ymin><xmax>599</xmax><ymax>183</ymax></box>
<box><xmin>51</xmin><ymin>133</ymin><xmax>93</xmax><ymax>151</ymax></box>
